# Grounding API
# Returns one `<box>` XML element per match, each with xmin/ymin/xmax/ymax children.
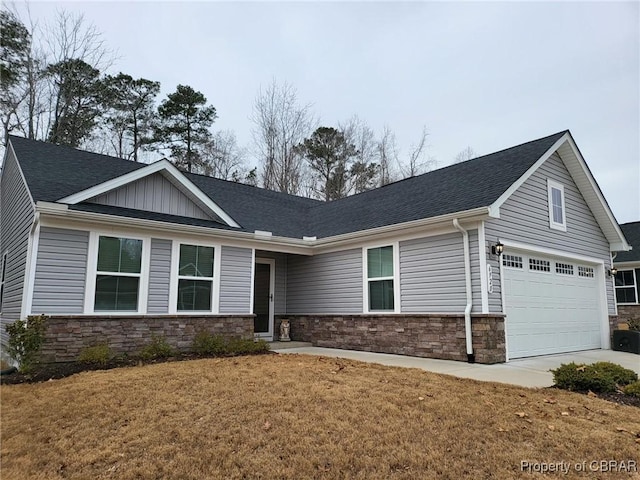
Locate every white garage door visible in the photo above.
<box><xmin>503</xmin><ymin>252</ymin><xmax>602</xmax><ymax>359</ymax></box>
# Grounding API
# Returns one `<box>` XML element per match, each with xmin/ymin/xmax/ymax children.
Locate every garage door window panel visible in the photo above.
<box><xmin>529</xmin><ymin>258</ymin><xmax>551</xmax><ymax>273</ymax></box>
<box><xmin>503</xmin><ymin>255</ymin><xmax>523</xmax><ymax>269</ymax></box>
<box><xmin>555</xmin><ymin>263</ymin><xmax>574</xmax><ymax>275</ymax></box>
<box><xmin>615</xmin><ymin>269</ymin><xmax>638</xmax><ymax>304</ymax></box>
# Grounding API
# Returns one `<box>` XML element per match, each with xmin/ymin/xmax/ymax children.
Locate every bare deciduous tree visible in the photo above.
<box><xmin>377</xmin><ymin>126</ymin><xmax>398</xmax><ymax>186</ymax></box>
<box><xmin>251</xmin><ymin>80</ymin><xmax>315</xmax><ymax>195</ymax></box>
<box><xmin>453</xmin><ymin>146</ymin><xmax>476</xmax><ymax>163</ymax></box>
<box><xmin>202</xmin><ymin>130</ymin><xmax>248</xmax><ymax>180</ymax></box>
<box><xmin>399</xmin><ymin>126</ymin><xmax>435</xmax><ymax>178</ymax></box>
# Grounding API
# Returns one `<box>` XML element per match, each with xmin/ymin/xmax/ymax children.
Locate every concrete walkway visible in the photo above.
<box><xmin>272</xmin><ymin>345</ymin><xmax>640</xmax><ymax>388</ymax></box>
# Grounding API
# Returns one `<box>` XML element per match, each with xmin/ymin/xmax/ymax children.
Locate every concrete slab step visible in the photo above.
<box><xmin>270</xmin><ymin>341</ymin><xmax>312</xmax><ymax>350</ymax></box>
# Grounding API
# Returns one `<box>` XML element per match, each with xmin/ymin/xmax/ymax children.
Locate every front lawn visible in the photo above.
<box><xmin>1</xmin><ymin>354</ymin><xmax>639</xmax><ymax>479</ymax></box>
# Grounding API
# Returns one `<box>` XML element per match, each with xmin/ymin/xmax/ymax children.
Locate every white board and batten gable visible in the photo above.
<box><xmin>57</xmin><ymin>159</ymin><xmax>240</xmax><ymax>228</ymax></box>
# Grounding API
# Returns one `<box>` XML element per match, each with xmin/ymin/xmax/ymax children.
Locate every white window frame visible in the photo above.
<box><xmin>0</xmin><ymin>251</ymin><xmax>7</xmax><ymax>313</ymax></box>
<box><xmin>547</xmin><ymin>179</ymin><xmax>567</xmax><ymax>232</ymax></box>
<box><xmin>169</xmin><ymin>240</ymin><xmax>221</xmax><ymax>314</ymax></box>
<box><xmin>84</xmin><ymin>232</ymin><xmax>151</xmax><ymax>314</ymax></box>
<box><xmin>615</xmin><ymin>268</ymin><xmax>638</xmax><ymax>305</ymax></box>
<box><xmin>362</xmin><ymin>242</ymin><xmax>400</xmax><ymax>314</ymax></box>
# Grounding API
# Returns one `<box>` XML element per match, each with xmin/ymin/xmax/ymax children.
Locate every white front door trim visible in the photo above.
<box><xmin>254</xmin><ymin>257</ymin><xmax>275</xmax><ymax>340</ymax></box>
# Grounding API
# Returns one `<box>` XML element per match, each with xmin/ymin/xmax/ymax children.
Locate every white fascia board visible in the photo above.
<box><xmin>36</xmin><ymin>201</ymin><xmax>491</xmax><ymax>256</ymax></box>
<box><xmin>57</xmin><ymin>159</ymin><xmax>241</xmax><ymax>229</ymax></box>
<box><xmin>561</xmin><ymin>135</ymin><xmax>630</xmax><ymax>252</ymax></box>
<box><xmin>614</xmin><ymin>260</ymin><xmax>640</xmax><ymax>268</ymax></box>
<box><xmin>7</xmin><ymin>140</ymin><xmax>36</xmax><ymax>210</ymax></box>
<box><xmin>35</xmin><ymin>202</ymin><xmax>312</xmax><ymax>255</ymax></box>
<box><xmin>313</xmin><ymin>207</ymin><xmax>491</xmax><ymax>254</ymax></box>
<box><xmin>489</xmin><ymin>132</ymin><xmax>570</xmax><ymax>213</ymax></box>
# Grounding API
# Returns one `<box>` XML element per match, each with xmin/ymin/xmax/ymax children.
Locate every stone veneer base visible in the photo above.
<box><xmin>39</xmin><ymin>315</ymin><xmax>255</xmax><ymax>363</ymax></box>
<box><xmin>276</xmin><ymin>314</ymin><xmax>506</xmax><ymax>364</ymax></box>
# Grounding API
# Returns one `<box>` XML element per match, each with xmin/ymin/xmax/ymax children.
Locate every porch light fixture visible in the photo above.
<box><xmin>491</xmin><ymin>241</ymin><xmax>504</xmax><ymax>256</ymax></box>
<box><xmin>608</xmin><ymin>267</ymin><xmax>618</xmax><ymax>277</ymax></box>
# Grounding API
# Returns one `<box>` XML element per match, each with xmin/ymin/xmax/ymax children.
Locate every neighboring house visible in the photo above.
<box><xmin>0</xmin><ymin>131</ymin><xmax>630</xmax><ymax>364</ymax></box>
<box><xmin>613</xmin><ymin>222</ymin><xmax>640</xmax><ymax>326</ymax></box>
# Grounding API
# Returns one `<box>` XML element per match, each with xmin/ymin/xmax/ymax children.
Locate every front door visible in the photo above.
<box><xmin>253</xmin><ymin>258</ymin><xmax>275</xmax><ymax>340</ymax></box>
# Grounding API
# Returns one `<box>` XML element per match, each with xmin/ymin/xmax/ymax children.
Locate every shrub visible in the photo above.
<box><xmin>192</xmin><ymin>332</ymin><xmax>227</xmax><ymax>355</ymax></box>
<box><xmin>5</xmin><ymin>315</ymin><xmax>47</xmax><ymax>373</ymax></box>
<box><xmin>624</xmin><ymin>381</ymin><xmax>640</xmax><ymax>397</ymax></box>
<box><xmin>139</xmin><ymin>335</ymin><xmax>174</xmax><ymax>360</ymax></box>
<box><xmin>228</xmin><ymin>337</ymin><xmax>270</xmax><ymax>354</ymax></box>
<box><xmin>191</xmin><ymin>332</ymin><xmax>270</xmax><ymax>356</ymax></box>
<box><xmin>551</xmin><ymin>362</ymin><xmax>638</xmax><ymax>393</ymax></box>
<box><xmin>590</xmin><ymin>362</ymin><xmax>638</xmax><ymax>385</ymax></box>
<box><xmin>78</xmin><ymin>344</ymin><xmax>111</xmax><ymax>366</ymax></box>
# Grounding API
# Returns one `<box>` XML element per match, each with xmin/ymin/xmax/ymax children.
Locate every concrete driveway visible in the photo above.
<box><xmin>272</xmin><ymin>345</ymin><xmax>640</xmax><ymax>388</ymax></box>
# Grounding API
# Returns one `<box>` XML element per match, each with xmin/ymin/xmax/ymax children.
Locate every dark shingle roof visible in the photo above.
<box><xmin>617</xmin><ymin>222</ymin><xmax>640</xmax><ymax>263</ymax></box>
<box><xmin>307</xmin><ymin>131</ymin><xmax>567</xmax><ymax>237</ymax></box>
<box><xmin>9</xmin><ymin>131</ymin><xmax>568</xmax><ymax>239</ymax></box>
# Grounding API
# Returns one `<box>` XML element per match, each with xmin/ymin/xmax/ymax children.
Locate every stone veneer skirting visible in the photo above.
<box><xmin>277</xmin><ymin>314</ymin><xmax>506</xmax><ymax>364</ymax></box>
<box><xmin>616</xmin><ymin>306</ymin><xmax>640</xmax><ymax>328</ymax></box>
<box><xmin>39</xmin><ymin>315</ymin><xmax>254</xmax><ymax>363</ymax></box>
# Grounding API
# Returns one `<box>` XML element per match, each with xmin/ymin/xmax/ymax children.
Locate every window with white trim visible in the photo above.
<box><xmin>94</xmin><ymin>236</ymin><xmax>142</xmax><ymax>311</ymax></box>
<box><xmin>502</xmin><ymin>254</ymin><xmax>523</xmax><ymax>269</ymax></box>
<box><xmin>177</xmin><ymin>244</ymin><xmax>215</xmax><ymax>311</ymax></box>
<box><xmin>547</xmin><ymin>179</ymin><xmax>566</xmax><ymax>231</ymax></box>
<box><xmin>529</xmin><ymin>258</ymin><xmax>551</xmax><ymax>272</ymax></box>
<box><xmin>615</xmin><ymin>269</ymin><xmax>639</xmax><ymax>304</ymax></box>
<box><xmin>366</xmin><ymin>246</ymin><xmax>395</xmax><ymax>311</ymax></box>
<box><xmin>0</xmin><ymin>252</ymin><xmax>7</xmax><ymax>313</ymax></box>
<box><xmin>555</xmin><ymin>262</ymin><xmax>574</xmax><ymax>275</ymax></box>
<box><xmin>578</xmin><ymin>266</ymin><xmax>594</xmax><ymax>278</ymax></box>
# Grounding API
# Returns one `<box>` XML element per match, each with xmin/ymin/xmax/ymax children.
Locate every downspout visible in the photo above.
<box><xmin>453</xmin><ymin>218</ymin><xmax>474</xmax><ymax>363</ymax></box>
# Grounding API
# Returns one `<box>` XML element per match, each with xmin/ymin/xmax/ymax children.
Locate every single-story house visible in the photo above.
<box><xmin>614</xmin><ymin>221</ymin><xmax>640</xmax><ymax>326</ymax></box>
<box><xmin>0</xmin><ymin>131</ymin><xmax>631</xmax><ymax>364</ymax></box>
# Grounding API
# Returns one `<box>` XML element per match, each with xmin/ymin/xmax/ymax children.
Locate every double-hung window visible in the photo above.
<box><xmin>94</xmin><ymin>236</ymin><xmax>143</xmax><ymax>311</ymax></box>
<box><xmin>177</xmin><ymin>244</ymin><xmax>215</xmax><ymax>311</ymax></box>
<box><xmin>615</xmin><ymin>269</ymin><xmax>639</xmax><ymax>304</ymax></box>
<box><xmin>366</xmin><ymin>245</ymin><xmax>395</xmax><ymax>312</ymax></box>
<box><xmin>547</xmin><ymin>179</ymin><xmax>566</xmax><ymax>231</ymax></box>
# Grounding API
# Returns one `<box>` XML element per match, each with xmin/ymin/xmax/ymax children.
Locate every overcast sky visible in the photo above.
<box><xmin>15</xmin><ymin>1</ymin><xmax>640</xmax><ymax>223</ymax></box>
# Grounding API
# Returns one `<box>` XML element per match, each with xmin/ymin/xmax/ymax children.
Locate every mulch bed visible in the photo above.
<box><xmin>0</xmin><ymin>351</ymin><xmax>275</xmax><ymax>385</ymax></box>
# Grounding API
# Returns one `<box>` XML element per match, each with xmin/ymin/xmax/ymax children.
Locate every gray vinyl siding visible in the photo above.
<box><xmin>468</xmin><ymin>230</ymin><xmax>482</xmax><ymax>313</ymax></box>
<box><xmin>400</xmin><ymin>233</ymin><xmax>467</xmax><ymax>313</ymax></box>
<box><xmin>31</xmin><ymin>228</ymin><xmax>88</xmax><ymax>314</ymax></box>
<box><xmin>487</xmin><ymin>247</ymin><xmax>503</xmax><ymax>313</ymax></box>
<box><xmin>147</xmin><ymin>239</ymin><xmax>172</xmax><ymax>314</ymax></box>
<box><xmin>255</xmin><ymin>250</ymin><xmax>287</xmax><ymax>315</ymax></box>
<box><xmin>219</xmin><ymin>246</ymin><xmax>252</xmax><ymax>314</ymax></box>
<box><xmin>287</xmin><ymin>249</ymin><xmax>362</xmax><ymax>314</ymax></box>
<box><xmin>89</xmin><ymin>172</ymin><xmax>216</xmax><ymax>221</ymax></box>
<box><xmin>485</xmin><ymin>152</ymin><xmax>615</xmax><ymax>314</ymax></box>
<box><xmin>0</xmin><ymin>147</ymin><xmax>34</xmax><ymax>345</ymax></box>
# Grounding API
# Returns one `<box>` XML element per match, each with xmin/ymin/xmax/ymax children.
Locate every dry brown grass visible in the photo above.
<box><xmin>1</xmin><ymin>354</ymin><xmax>639</xmax><ymax>479</ymax></box>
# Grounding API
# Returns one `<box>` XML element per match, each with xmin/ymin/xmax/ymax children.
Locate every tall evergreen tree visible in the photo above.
<box><xmin>156</xmin><ymin>84</ymin><xmax>216</xmax><ymax>173</ymax></box>
<box><xmin>297</xmin><ymin>127</ymin><xmax>358</xmax><ymax>201</ymax></box>
<box><xmin>102</xmin><ymin>73</ymin><xmax>160</xmax><ymax>161</ymax></box>
<box><xmin>0</xmin><ymin>10</ymin><xmax>31</xmax><ymax>142</ymax></box>
<box><xmin>46</xmin><ymin>58</ymin><xmax>102</xmax><ymax>147</ymax></box>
